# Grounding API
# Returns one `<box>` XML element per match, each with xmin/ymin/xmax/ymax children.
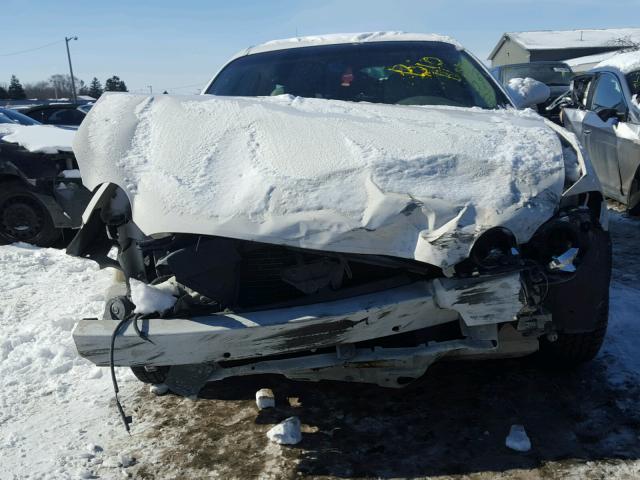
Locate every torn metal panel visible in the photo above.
<box><xmin>73</xmin><ymin>271</ymin><xmax>526</xmax><ymax>368</ymax></box>
<box><xmin>73</xmin><ymin>280</ymin><xmax>463</xmax><ymax>367</ymax></box>
<box><xmin>164</xmin><ymin>364</ymin><xmax>215</xmax><ymax>397</ymax></box>
<box><xmin>432</xmin><ymin>272</ymin><xmax>523</xmax><ymax>326</ymax></box>
<box><xmin>204</xmin><ymin>338</ymin><xmax>496</xmax><ymax>389</ymax></box>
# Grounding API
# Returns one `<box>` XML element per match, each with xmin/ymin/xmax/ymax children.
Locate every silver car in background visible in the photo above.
<box><xmin>562</xmin><ymin>51</ymin><xmax>640</xmax><ymax>214</ymax></box>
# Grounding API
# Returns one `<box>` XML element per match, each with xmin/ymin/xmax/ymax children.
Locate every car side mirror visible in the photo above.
<box><xmin>597</xmin><ymin>108</ymin><xmax>627</xmax><ymax>123</ymax></box>
<box><xmin>507</xmin><ymin>77</ymin><xmax>551</xmax><ymax>109</ymax></box>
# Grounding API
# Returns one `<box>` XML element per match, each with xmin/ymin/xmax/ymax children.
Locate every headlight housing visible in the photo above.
<box><xmin>455</xmin><ymin>227</ymin><xmax>518</xmax><ymax>276</ymax></box>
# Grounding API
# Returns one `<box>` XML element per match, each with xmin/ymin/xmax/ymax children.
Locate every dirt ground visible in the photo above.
<box><xmin>109</xmin><ymin>210</ymin><xmax>640</xmax><ymax>480</ymax></box>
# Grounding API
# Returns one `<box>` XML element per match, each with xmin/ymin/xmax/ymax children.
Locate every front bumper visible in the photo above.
<box><xmin>74</xmin><ymin>271</ymin><xmax>527</xmax><ymax>374</ymax></box>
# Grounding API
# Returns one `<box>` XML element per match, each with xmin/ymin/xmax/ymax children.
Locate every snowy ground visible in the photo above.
<box><xmin>0</xmin><ymin>209</ymin><xmax>638</xmax><ymax>479</ymax></box>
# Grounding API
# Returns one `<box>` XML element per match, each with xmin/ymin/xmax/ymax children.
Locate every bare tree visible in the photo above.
<box><xmin>24</xmin><ymin>81</ymin><xmax>56</xmax><ymax>100</ymax></box>
<box><xmin>607</xmin><ymin>36</ymin><xmax>640</xmax><ymax>52</ymax></box>
<box><xmin>48</xmin><ymin>74</ymin><xmax>86</xmax><ymax>99</ymax></box>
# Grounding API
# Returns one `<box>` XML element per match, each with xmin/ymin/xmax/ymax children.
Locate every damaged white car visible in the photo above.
<box><xmin>68</xmin><ymin>33</ymin><xmax>611</xmax><ymax>411</ymax></box>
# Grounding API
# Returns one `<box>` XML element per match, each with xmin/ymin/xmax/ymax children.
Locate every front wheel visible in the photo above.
<box><xmin>539</xmin><ymin>291</ymin><xmax>609</xmax><ymax>365</ymax></box>
<box><xmin>131</xmin><ymin>366</ymin><xmax>170</xmax><ymax>384</ymax></box>
<box><xmin>627</xmin><ymin>176</ymin><xmax>640</xmax><ymax>216</ymax></box>
<box><xmin>0</xmin><ymin>182</ymin><xmax>60</xmax><ymax>247</ymax></box>
<box><xmin>538</xmin><ymin>227</ymin><xmax>611</xmax><ymax>366</ymax></box>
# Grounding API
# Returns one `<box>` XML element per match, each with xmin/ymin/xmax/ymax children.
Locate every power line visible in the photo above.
<box><xmin>0</xmin><ymin>39</ymin><xmax>65</xmax><ymax>57</ymax></box>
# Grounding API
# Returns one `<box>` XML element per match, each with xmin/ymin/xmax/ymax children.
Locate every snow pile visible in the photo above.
<box><xmin>604</xmin><ymin>282</ymin><xmax>640</xmax><ymax>386</ymax></box>
<box><xmin>0</xmin><ymin>124</ymin><xmax>75</xmax><ymax>153</ymax></box>
<box><xmin>506</xmin><ymin>77</ymin><xmax>551</xmax><ymax>108</ymax></box>
<box><xmin>0</xmin><ymin>243</ymin><xmax>133</xmax><ymax>477</ymax></box>
<box><xmin>149</xmin><ymin>383</ymin><xmax>169</xmax><ymax>395</ymax></box>
<box><xmin>505</xmin><ymin>424</ymin><xmax>531</xmax><ymax>452</ymax></box>
<box><xmin>566</xmin><ymin>51</ymin><xmax>620</xmax><ymax>72</ymax></box>
<box><xmin>75</xmin><ymin>93</ymin><xmax>565</xmax><ymax>270</ymax></box>
<box><xmin>562</xmin><ymin>145</ymin><xmax>581</xmax><ymax>183</ymax></box>
<box><xmin>256</xmin><ymin>388</ymin><xmax>276</xmax><ymax>409</ymax></box>
<box><xmin>130</xmin><ymin>277</ymin><xmax>178</xmax><ymax>314</ymax></box>
<box><xmin>267</xmin><ymin>417</ymin><xmax>302</xmax><ymax>445</ymax></box>
<box><xmin>595</xmin><ymin>49</ymin><xmax>640</xmax><ymax>74</ymax></box>
<box><xmin>614</xmin><ymin>122</ymin><xmax>640</xmax><ymax>143</ymax></box>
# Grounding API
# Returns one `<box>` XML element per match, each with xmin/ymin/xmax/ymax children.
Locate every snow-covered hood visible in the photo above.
<box><xmin>74</xmin><ymin>93</ymin><xmax>565</xmax><ymax>269</ymax></box>
<box><xmin>0</xmin><ymin>124</ymin><xmax>75</xmax><ymax>154</ymax></box>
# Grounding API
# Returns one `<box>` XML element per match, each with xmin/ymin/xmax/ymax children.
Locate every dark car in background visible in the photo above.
<box><xmin>0</xmin><ymin>118</ymin><xmax>91</xmax><ymax>246</ymax></box>
<box><xmin>0</xmin><ymin>107</ymin><xmax>42</xmax><ymax>126</ymax></box>
<box><xmin>20</xmin><ymin>103</ymin><xmax>92</xmax><ymax>129</ymax></box>
<box><xmin>492</xmin><ymin>61</ymin><xmax>574</xmax><ymax>121</ymax></box>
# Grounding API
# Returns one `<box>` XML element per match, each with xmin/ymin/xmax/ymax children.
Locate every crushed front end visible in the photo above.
<box><xmin>67</xmin><ymin>94</ymin><xmax>611</xmax><ymax>396</ymax></box>
<box><xmin>70</xmin><ymin>177</ymin><xmax>610</xmax><ymax>395</ymax></box>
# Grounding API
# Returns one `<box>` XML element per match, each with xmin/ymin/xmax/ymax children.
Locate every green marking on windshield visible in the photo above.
<box><xmin>387</xmin><ymin>56</ymin><xmax>462</xmax><ymax>81</ymax></box>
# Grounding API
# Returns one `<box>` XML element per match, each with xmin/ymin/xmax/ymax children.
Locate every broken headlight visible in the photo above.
<box><xmin>522</xmin><ymin>208</ymin><xmax>592</xmax><ymax>275</ymax></box>
<box><xmin>455</xmin><ymin>227</ymin><xmax>519</xmax><ymax>276</ymax></box>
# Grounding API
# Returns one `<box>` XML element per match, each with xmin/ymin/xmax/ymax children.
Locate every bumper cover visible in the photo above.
<box><xmin>73</xmin><ymin>272</ymin><xmax>523</xmax><ymax>368</ymax></box>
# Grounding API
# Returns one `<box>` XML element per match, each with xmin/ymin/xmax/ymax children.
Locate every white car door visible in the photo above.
<box><xmin>581</xmin><ymin>72</ymin><xmax>626</xmax><ymax>201</ymax></box>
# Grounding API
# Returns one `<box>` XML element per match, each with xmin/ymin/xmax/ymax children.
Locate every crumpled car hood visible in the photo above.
<box><xmin>74</xmin><ymin>93</ymin><xmax>565</xmax><ymax>270</ymax></box>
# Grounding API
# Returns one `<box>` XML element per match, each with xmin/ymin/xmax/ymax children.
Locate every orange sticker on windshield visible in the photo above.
<box><xmin>387</xmin><ymin>56</ymin><xmax>461</xmax><ymax>81</ymax></box>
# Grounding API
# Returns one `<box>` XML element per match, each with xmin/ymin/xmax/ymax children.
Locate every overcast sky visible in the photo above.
<box><xmin>1</xmin><ymin>0</ymin><xmax>638</xmax><ymax>94</ymax></box>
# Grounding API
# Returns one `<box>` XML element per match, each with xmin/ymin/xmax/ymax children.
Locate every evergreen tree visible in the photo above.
<box><xmin>0</xmin><ymin>86</ymin><xmax>8</xmax><ymax>99</ymax></box>
<box><xmin>77</xmin><ymin>79</ymin><xmax>88</xmax><ymax>96</ymax></box>
<box><xmin>8</xmin><ymin>75</ymin><xmax>26</xmax><ymax>100</ymax></box>
<box><xmin>104</xmin><ymin>75</ymin><xmax>128</xmax><ymax>92</ymax></box>
<box><xmin>88</xmin><ymin>77</ymin><xmax>103</xmax><ymax>99</ymax></box>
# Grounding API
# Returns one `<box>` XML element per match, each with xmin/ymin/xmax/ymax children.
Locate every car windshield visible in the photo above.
<box><xmin>207</xmin><ymin>41</ymin><xmax>510</xmax><ymax>109</ymax></box>
<box><xmin>626</xmin><ymin>70</ymin><xmax>640</xmax><ymax>97</ymax></box>
<box><xmin>503</xmin><ymin>64</ymin><xmax>573</xmax><ymax>86</ymax></box>
<box><xmin>0</xmin><ymin>108</ymin><xmax>41</xmax><ymax>126</ymax></box>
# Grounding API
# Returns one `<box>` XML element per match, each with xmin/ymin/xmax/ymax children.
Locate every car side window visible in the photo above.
<box><xmin>47</xmin><ymin>108</ymin><xmax>84</xmax><ymax>125</ymax></box>
<box><xmin>28</xmin><ymin>109</ymin><xmax>48</xmax><ymax>122</ymax></box>
<box><xmin>589</xmin><ymin>73</ymin><xmax>627</xmax><ymax>115</ymax></box>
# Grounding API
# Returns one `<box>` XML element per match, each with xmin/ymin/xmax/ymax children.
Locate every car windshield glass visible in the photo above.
<box><xmin>626</xmin><ymin>70</ymin><xmax>640</xmax><ymax>97</ymax></box>
<box><xmin>0</xmin><ymin>108</ymin><xmax>41</xmax><ymax>125</ymax></box>
<box><xmin>503</xmin><ymin>64</ymin><xmax>573</xmax><ymax>86</ymax></box>
<box><xmin>207</xmin><ymin>41</ymin><xmax>510</xmax><ymax>109</ymax></box>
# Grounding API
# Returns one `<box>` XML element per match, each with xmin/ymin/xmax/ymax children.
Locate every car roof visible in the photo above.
<box><xmin>234</xmin><ymin>31</ymin><xmax>463</xmax><ymax>59</ymax></box>
<box><xmin>23</xmin><ymin>103</ymin><xmax>82</xmax><ymax>111</ymax></box>
<box><xmin>592</xmin><ymin>50</ymin><xmax>640</xmax><ymax>75</ymax></box>
<box><xmin>202</xmin><ymin>31</ymin><xmax>469</xmax><ymax>95</ymax></box>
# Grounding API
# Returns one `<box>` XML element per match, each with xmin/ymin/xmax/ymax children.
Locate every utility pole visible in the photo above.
<box><xmin>65</xmin><ymin>36</ymin><xmax>78</xmax><ymax>103</ymax></box>
<box><xmin>147</xmin><ymin>85</ymin><xmax>153</xmax><ymax>95</ymax></box>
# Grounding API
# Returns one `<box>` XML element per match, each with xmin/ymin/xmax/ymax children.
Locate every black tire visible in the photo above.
<box><xmin>0</xmin><ymin>181</ymin><xmax>60</xmax><ymax>247</ymax></box>
<box><xmin>539</xmin><ymin>290</ymin><xmax>609</xmax><ymax>365</ymax></box>
<box><xmin>538</xmin><ymin>225</ymin><xmax>611</xmax><ymax>366</ymax></box>
<box><xmin>131</xmin><ymin>366</ymin><xmax>170</xmax><ymax>384</ymax></box>
<box><xmin>628</xmin><ymin>176</ymin><xmax>640</xmax><ymax>216</ymax></box>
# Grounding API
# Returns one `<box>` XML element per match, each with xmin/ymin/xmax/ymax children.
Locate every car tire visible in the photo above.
<box><xmin>537</xmin><ymin>224</ymin><xmax>611</xmax><ymax>367</ymax></box>
<box><xmin>0</xmin><ymin>181</ymin><xmax>60</xmax><ymax>247</ymax></box>
<box><xmin>628</xmin><ymin>176</ymin><xmax>640</xmax><ymax>216</ymax></box>
<box><xmin>539</xmin><ymin>290</ymin><xmax>609</xmax><ymax>365</ymax></box>
<box><xmin>130</xmin><ymin>366</ymin><xmax>170</xmax><ymax>384</ymax></box>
